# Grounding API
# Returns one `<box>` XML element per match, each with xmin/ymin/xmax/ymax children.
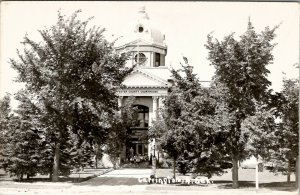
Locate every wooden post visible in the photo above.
<box><xmin>256</xmin><ymin>158</ymin><xmax>259</xmax><ymax>190</ymax></box>
<box><xmin>296</xmin><ymin>157</ymin><xmax>299</xmax><ymax>189</ymax></box>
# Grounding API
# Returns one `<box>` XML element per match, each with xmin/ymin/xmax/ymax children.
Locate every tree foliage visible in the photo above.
<box><xmin>105</xmin><ymin>96</ymin><xmax>138</xmax><ymax>169</ymax></box>
<box><xmin>1</xmin><ymin>91</ymin><xmax>42</xmax><ymax>179</ymax></box>
<box><xmin>0</xmin><ymin>95</ymin><xmax>12</xmax><ymax>171</ymax></box>
<box><xmin>0</xmin><ymin>95</ymin><xmax>11</xmax><ymax>148</ymax></box>
<box><xmin>8</xmin><ymin>10</ymin><xmax>131</xmax><ymax>181</ymax></box>
<box><xmin>151</xmin><ymin>58</ymin><xmax>231</xmax><ymax>178</ymax></box>
<box><xmin>205</xmin><ymin>21</ymin><xmax>278</xmax><ymax>188</ymax></box>
<box><xmin>271</xmin><ymin>77</ymin><xmax>299</xmax><ymax>176</ymax></box>
<box><xmin>241</xmin><ymin>103</ymin><xmax>277</xmax><ymax>159</ymax></box>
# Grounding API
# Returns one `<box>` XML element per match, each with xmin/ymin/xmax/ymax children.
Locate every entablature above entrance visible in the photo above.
<box><xmin>117</xmin><ymin>88</ymin><xmax>168</xmax><ymax>97</ymax></box>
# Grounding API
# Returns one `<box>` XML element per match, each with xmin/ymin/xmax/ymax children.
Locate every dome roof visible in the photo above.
<box><xmin>115</xmin><ymin>7</ymin><xmax>166</xmax><ymax>48</ymax></box>
<box><xmin>149</xmin><ymin>28</ymin><xmax>165</xmax><ymax>45</ymax></box>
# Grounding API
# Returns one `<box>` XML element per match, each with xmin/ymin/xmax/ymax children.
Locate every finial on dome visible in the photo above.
<box><xmin>139</xmin><ymin>6</ymin><xmax>145</xmax><ymax>13</ymax></box>
<box><xmin>138</xmin><ymin>6</ymin><xmax>149</xmax><ymax>20</ymax></box>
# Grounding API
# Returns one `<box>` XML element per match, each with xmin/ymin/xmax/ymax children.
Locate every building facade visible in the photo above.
<box><xmin>116</xmin><ymin>7</ymin><xmax>172</xmax><ymax>161</ymax></box>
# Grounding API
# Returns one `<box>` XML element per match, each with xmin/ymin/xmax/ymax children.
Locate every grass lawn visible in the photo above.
<box><xmin>0</xmin><ymin>168</ymin><xmax>297</xmax><ymax>192</ymax></box>
<box><xmin>155</xmin><ymin>168</ymin><xmax>296</xmax><ymax>191</ymax></box>
<box><xmin>0</xmin><ymin>168</ymin><xmax>111</xmax><ymax>183</ymax></box>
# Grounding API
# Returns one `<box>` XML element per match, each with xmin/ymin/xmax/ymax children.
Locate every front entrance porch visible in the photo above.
<box><xmin>127</xmin><ymin>142</ymin><xmax>148</xmax><ymax>158</ymax></box>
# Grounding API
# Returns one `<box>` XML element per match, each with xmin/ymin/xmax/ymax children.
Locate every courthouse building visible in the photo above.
<box><xmin>115</xmin><ymin>7</ymin><xmax>172</xmax><ymax>161</ymax></box>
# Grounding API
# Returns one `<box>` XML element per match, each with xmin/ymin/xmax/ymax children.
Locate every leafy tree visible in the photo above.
<box><xmin>151</xmin><ymin>58</ymin><xmax>230</xmax><ymax>179</ymax></box>
<box><xmin>9</xmin><ymin>10</ymin><xmax>131</xmax><ymax>181</ymax></box>
<box><xmin>241</xmin><ymin>102</ymin><xmax>277</xmax><ymax>162</ymax></box>
<box><xmin>270</xmin><ymin>77</ymin><xmax>299</xmax><ymax>186</ymax></box>
<box><xmin>105</xmin><ymin>96</ymin><xmax>138</xmax><ymax>169</ymax></box>
<box><xmin>1</xmin><ymin>90</ymin><xmax>83</xmax><ymax>179</ymax></box>
<box><xmin>149</xmin><ymin>114</ymin><xmax>179</xmax><ymax>178</ymax></box>
<box><xmin>205</xmin><ymin>21</ymin><xmax>278</xmax><ymax>188</ymax></box>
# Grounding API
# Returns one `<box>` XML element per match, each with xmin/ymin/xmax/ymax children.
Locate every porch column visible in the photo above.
<box><xmin>152</xmin><ymin>96</ymin><xmax>158</xmax><ymax>120</ymax></box>
<box><xmin>118</xmin><ymin>96</ymin><xmax>125</xmax><ymax>161</ymax></box>
<box><xmin>118</xmin><ymin>96</ymin><xmax>123</xmax><ymax>113</ymax></box>
<box><xmin>158</xmin><ymin>96</ymin><xmax>165</xmax><ymax>117</ymax></box>
<box><xmin>148</xmin><ymin>96</ymin><xmax>158</xmax><ymax>158</ymax></box>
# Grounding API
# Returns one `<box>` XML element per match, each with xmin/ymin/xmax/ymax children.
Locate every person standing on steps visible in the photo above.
<box><xmin>130</xmin><ymin>147</ymin><xmax>134</xmax><ymax>159</ymax></box>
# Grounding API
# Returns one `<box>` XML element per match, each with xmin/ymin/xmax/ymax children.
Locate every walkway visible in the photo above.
<box><xmin>98</xmin><ymin>168</ymin><xmax>152</xmax><ymax>178</ymax></box>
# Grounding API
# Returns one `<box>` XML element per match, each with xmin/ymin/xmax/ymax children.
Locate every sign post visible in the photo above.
<box><xmin>256</xmin><ymin>157</ymin><xmax>259</xmax><ymax>190</ymax></box>
<box><xmin>150</xmin><ymin>140</ymin><xmax>156</xmax><ymax>178</ymax></box>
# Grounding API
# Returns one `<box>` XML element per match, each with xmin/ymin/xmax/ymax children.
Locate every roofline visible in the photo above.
<box><xmin>121</xmin><ymin>85</ymin><xmax>169</xmax><ymax>89</ymax></box>
<box><xmin>115</xmin><ymin>38</ymin><xmax>167</xmax><ymax>51</ymax></box>
<box><xmin>135</xmin><ymin>68</ymin><xmax>170</xmax><ymax>85</ymax></box>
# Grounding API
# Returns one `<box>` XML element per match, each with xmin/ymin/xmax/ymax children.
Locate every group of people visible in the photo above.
<box><xmin>128</xmin><ymin>147</ymin><xmax>150</xmax><ymax>165</ymax></box>
<box><xmin>129</xmin><ymin>155</ymin><xmax>149</xmax><ymax>164</ymax></box>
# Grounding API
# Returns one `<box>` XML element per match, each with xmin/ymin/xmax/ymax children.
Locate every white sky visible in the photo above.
<box><xmin>0</xmin><ymin>1</ymin><xmax>299</xmax><ymax>104</ymax></box>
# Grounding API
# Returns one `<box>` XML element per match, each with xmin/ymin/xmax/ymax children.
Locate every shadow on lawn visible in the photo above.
<box><xmin>77</xmin><ymin>177</ymin><xmax>143</xmax><ymax>186</ymax></box>
<box><xmin>0</xmin><ymin>173</ymin><xmax>96</xmax><ymax>183</ymax></box>
<box><xmin>214</xmin><ymin>180</ymin><xmax>297</xmax><ymax>191</ymax></box>
<box><xmin>11</xmin><ymin>176</ymin><xmax>96</xmax><ymax>183</ymax></box>
<box><xmin>0</xmin><ymin>168</ymin><xmax>111</xmax><ymax>183</ymax></box>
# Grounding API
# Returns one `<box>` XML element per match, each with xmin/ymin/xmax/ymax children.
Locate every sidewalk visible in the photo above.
<box><xmin>68</xmin><ymin>168</ymin><xmax>113</xmax><ymax>179</ymax></box>
<box><xmin>0</xmin><ymin>184</ymin><xmax>298</xmax><ymax>195</ymax></box>
<box><xmin>99</xmin><ymin>168</ymin><xmax>152</xmax><ymax>178</ymax></box>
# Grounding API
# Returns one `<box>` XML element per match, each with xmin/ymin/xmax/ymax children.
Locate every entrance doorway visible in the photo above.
<box><xmin>132</xmin><ymin>142</ymin><xmax>148</xmax><ymax>156</ymax></box>
<box><xmin>126</xmin><ymin>105</ymin><xmax>149</xmax><ymax>161</ymax></box>
<box><xmin>127</xmin><ymin>141</ymin><xmax>148</xmax><ymax>157</ymax></box>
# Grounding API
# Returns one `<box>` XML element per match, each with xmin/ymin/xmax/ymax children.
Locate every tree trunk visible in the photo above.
<box><xmin>52</xmin><ymin>140</ymin><xmax>61</xmax><ymax>182</ymax></box>
<box><xmin>95</xmin><ymin>143</ymin><xmax>98</xmax><ymax>169</ymax></box>
<box><xmin>118</xmin><ymin>145</ymin><xmax>123</xmax><ymax>167</ymax></box>
<box><xmin>296</xmin><ymin>156</ymin><xmax>299</xmax><ymax>189</ymax></box>
<box><xmin>27</xmin><ymin>174</ymin><xmax>30</xmax><ymax>180</ymax></box>
<box><xmin>158</xmin><ymin>152</ymin><xmax>160</xmax><ymax>168</ymax></box>
<box><xmin>19</xmin><ymin>173</ymin><xmax>23</xmax><ymax>182</ymax></box>
<box><xmin>113</xmin><ymin>161</ymin><xmax>116</xmax><ymax>170</ymax></box>
<box><xmin>287</xmin><ymin>161</ymin><xmax>291</xmax><ymax>184</ymax></box>
<box><xmin>173</xmin><ymin>157</ymin><xmax>176</xmax><ymax>179</ymax></box>
<box><xmin>152</xmin><ymin>156</ymin><xmax>157</xmax><ymax>176</ymax></box>
<box><xmin>232</xmin><ymin>157</ymin><xmax>239</xmax><ymax>189</ymax></box>
<box><xmin>95</xmin><ymin>156</ymin><xmax>98</xmax><ymax>169</ymax></box>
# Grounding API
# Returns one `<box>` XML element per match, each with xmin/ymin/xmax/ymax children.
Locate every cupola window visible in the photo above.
<box><xmin>134</xmin><ymin>53</ymin><xmax>147</xmax><ymax>65</ymax></box>
<box><xmin>138</xmin><ymin>26</ymin><xmax>144</xmax><ymax>33</ymax></box>
<box><xmin>155</xmin><ymin>53</ymin><xmax>160</xmax><ymax>67</ymax></box>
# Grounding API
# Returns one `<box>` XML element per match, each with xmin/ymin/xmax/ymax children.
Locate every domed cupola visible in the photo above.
<box><xmin>116</xmin><ymin>6</ymin><xmax>167</xmax><ymax>68</ymax></box>
<box><xmin>133</xmin><ymin>6</ymin><xmax>166</xmax><ymax>48</ymax></box>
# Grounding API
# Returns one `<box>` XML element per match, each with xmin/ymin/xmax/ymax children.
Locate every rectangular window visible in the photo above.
<box><xmin>155</xmin><ymin>53</ymin><xmax>160</xmax><ymax>67</ymax></box>
<box><xmin>137</xmin><ymin>113</ymin><xmax>144</xmax><ymax>127</ymax></box>
<box><xmin>145</xmin><ymin>113</ymin><xmax>149</xmax><ymax>127</ymax></box>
